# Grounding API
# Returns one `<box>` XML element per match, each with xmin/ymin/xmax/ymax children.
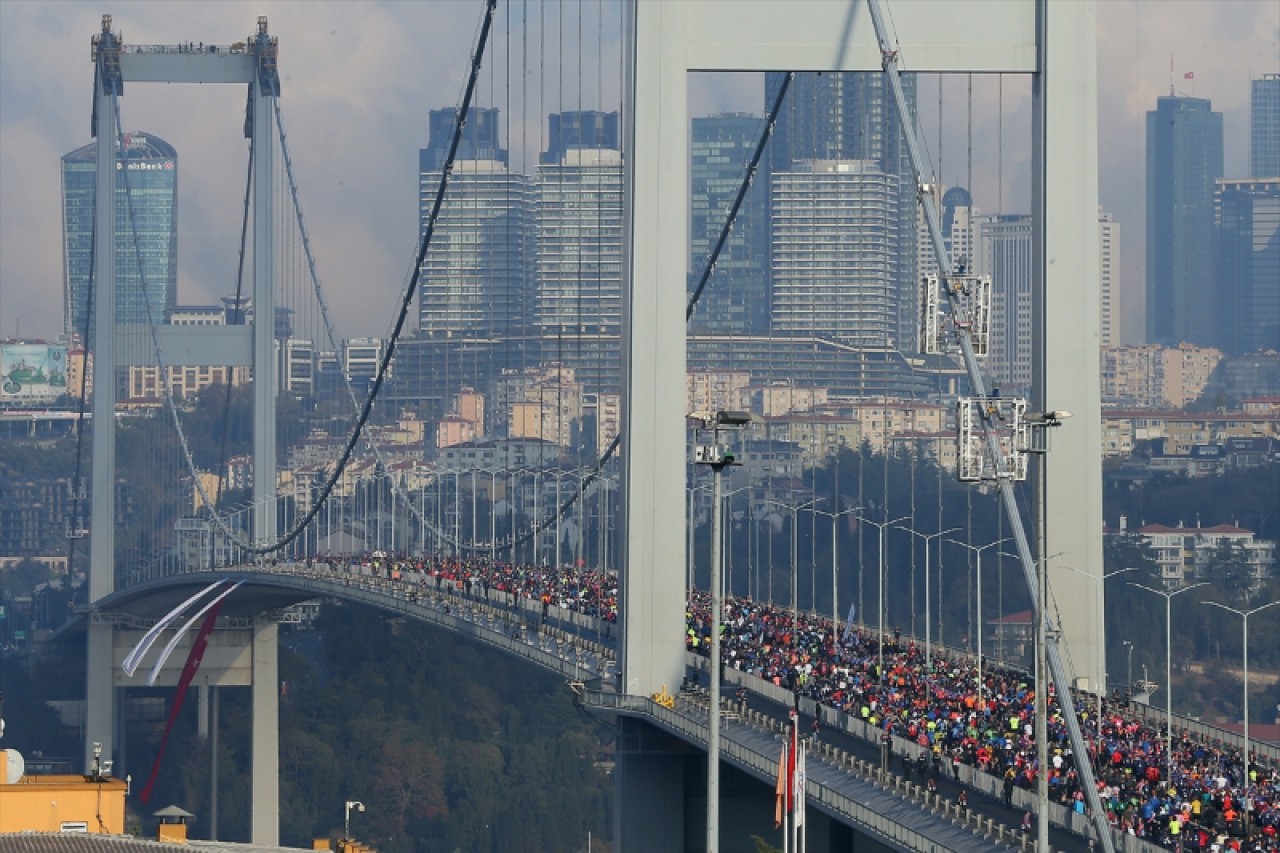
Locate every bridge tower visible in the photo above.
<box><xmin>621</xmin><ymin>0</ymin><xmax>1101</xmax><ymax>848</ymax></box>
<box><xmin>84</xmin><ymin>15</ymin><xmax>282</xmax><ymax>845</ymax></box>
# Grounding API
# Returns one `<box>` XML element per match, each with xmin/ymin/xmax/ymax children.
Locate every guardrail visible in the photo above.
<box><xmin>583</xmin><ymin>690</ymin><xmax>983</xmax><ymax>853</ymax></box>
<box><xmin>1124</xmin><ymin>701</ymin><xmax>1280</xmax><ymax>764</ymax></box>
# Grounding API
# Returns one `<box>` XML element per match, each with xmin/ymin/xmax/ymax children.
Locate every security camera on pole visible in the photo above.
<box><xmin>691</xmin><ymin>409</ymin><xmax>752</xmax><ymax>853</ymax></box>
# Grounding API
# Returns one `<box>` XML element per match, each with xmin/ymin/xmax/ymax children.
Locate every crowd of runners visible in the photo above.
<box><xmin>303</xmin><ymin>552</ymin><xmax>1276</xmax><ymax>851</ymax></box>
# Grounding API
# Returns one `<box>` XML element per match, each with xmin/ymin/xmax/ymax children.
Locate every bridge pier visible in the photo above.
<box><xmin>614</xmin><ymin>717</ymin><xmax>883</xmax><ymax>852</ymax></box>
<box><xmin>91</xmin><ymin>614</ymin><xmax>280</xmax><ymax>844</ymax></box>
<box><xmin>251</xmin><ymin>616</ymin><xmax>280</xmax><ymax>846</ymax></box>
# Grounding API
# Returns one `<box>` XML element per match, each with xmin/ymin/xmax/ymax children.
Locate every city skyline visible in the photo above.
<box><xmin>1</xmin><ymin>1</ymin><xmax>1275</xmax><ymax>347</ymax></box>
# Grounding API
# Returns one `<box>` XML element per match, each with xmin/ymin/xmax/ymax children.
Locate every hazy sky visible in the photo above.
<box><xmin>1</xmin><ymin>0</ymin><xmax>1276</xmax><ymax>346</ymax></box>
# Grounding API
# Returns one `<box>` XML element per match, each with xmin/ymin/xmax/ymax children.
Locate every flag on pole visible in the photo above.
<box><xmin>842</xmin><ymin>602</ymin><xmax>857</xmax><ymax>644</ymax></box>
<box><xmin>1184</xmin><ymin>71</ymin><xmax>1194</xmax><ymax>79</ymax></box>
<box><xmin>775</xmin><ymin>741</ymin><xmax>788</xmax><ymax>828</ymax></box>
<box><xmin>794</xmin><ymin>739</ymin><xmax>807</xmax><ymax>831</ymax></box>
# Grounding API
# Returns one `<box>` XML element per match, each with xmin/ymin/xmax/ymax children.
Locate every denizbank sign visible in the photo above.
<box><xmin>115</xmin><ymin>161</ymin><xmax>174</xmax><ymax>171</ymax></box>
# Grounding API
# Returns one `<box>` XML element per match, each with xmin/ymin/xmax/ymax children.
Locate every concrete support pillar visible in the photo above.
<box><xmin>614</xmin><ymin>718</ymin><xmax>688</xmax><ymax>852</ymax></box>
<box><xmin>250</xmin><ymin>69</ymin><xmax>277</xmax><ymax>548</ymax></box>
<box><xmin>85</xmin><ymin>22</ymin><xmax>119</xmax><ymax>773</ymax></box>
<box><xmin>251</xmin><ymin>616</ymin><xmax>279</xmax><ymax>846</ymax></box>
<box><xmin>1033</xmin><ymin>0</ymin><xmax>1104</xmax><ymax>692</ymax></box>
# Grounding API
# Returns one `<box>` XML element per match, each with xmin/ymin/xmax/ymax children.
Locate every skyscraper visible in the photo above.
<box><xmin>1146</xmin><ymin>95</ymin><xmax>1223</xmax><ymax>347</ymax></box>
<box><xmin>1215</xmin><ymin>179</ymin><xmax>1280</xmax><ymax>354</ymax></box>
<box><xmin>767</xmin><ymin>71</ymin><xmax>919</xmax><ymax>353</ymax></box>
<box><xmin>771</xmin><ymin>160</ymin><xmax>897</xmax><ymax>348</ymax></box>
<box><xmin>1251</xmin><ymin>74</ymin><xmax>1280</xmax><ymax>179</ymax></box>
<box><xmin>975</xmin><ymin>214</ymin><xmax>1033</xmax><ymax>391</ymax></box>
<box><xmin>419</xmin><ymin>107</ymin><xmax>508</xmax><ymax>173</ymax></box>
<box><xmin>688</xmin><ymin>113</ymin><xmax>771</xmax><ymax>335</ymax></box>
<box><xmin>535</xmin><ymin>112</ymin><xmax>623</xmax><ymax>337</ymax></box>
<box><xmin>918</xmin><ymin>186</ymin><xmax>980</xmax><ymax>279</ymax></box>
<box><xmin>62</xmin><ymin>131</ymin><xmax>178</xmax><ymax>340</ymax></box>
<box><xmin>418</xmin><ymin>108</ymin><xmax>530</xmax><ymax>338</ymax></box>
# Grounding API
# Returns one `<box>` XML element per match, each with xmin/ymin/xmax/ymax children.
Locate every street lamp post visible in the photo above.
<box><xmin>895</xmin><ymin>524</ymin><xmax>959</xmax><ymax>669</ymax></box>
<box><xmin>344</xmin><ymin>800</ymin><xmax>365</xmax><ymax>841</ymax></box>
<box><xmin>691</xmin><ymin>410</ymin><xmax>751</xmax><ymax>853</ymax></box>
<box><xmin>809</xmin><ymin>504</ymin><xmax>863</xmax><ymax>636</ymax></box>
<box><xmin>1122</xmin><ymin>640</ymin><xmax>1133</xmax><ymax>697</ymax></box>
<box><xmin>856</xmin><ymin>513</ymin><xmax>910</xmax><ymax>681</ymax></box>
<box><xmin>1203</xmin><ymin>597</ymin><xmax>1280</xmax><ymax>835</ymax></box>
<box><xmin>1129</xmin><ymin>581</ymin><xmax>1208</xmax><ymax>785</ymax></box>
<box><xmin>766</xmin><ymin>497</ymin><xmax>821</xmax><ymax>621</ymax></box>
<box><xmin>946</xmin><ymin>538</ymin><xmax>1010</xmax><ymax>699</ymax></box>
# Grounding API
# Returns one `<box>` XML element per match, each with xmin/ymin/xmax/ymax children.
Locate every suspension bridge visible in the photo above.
<box><xmin>64</xmin><ymin>1</ymin><xmax>1119</xmax><ymax>850</ymax></box>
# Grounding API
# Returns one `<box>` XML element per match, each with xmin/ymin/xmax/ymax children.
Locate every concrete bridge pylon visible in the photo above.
<box><xmin>85</xmin><ymin>14</ymin><xmax>282</xmax><ymax>846</ymax></box>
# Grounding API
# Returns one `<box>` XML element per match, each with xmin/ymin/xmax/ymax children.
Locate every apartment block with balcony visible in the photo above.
<box><xmin>1132</xmin><ymin>521</ymin><xmax>1275</xmax><ymax>588</ymax></box>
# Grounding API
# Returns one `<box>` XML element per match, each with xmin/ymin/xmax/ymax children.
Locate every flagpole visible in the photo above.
<box><xmin>783</xmin><ymin>739</ymin><xmax>790</xmax><ymax>853</ymax></box>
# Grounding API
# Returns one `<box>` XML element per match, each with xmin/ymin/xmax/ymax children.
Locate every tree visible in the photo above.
<box><xmin>1202</xmin><ymin>540</ymin><xmax>1256</xmax><ymax>603</ymax></box>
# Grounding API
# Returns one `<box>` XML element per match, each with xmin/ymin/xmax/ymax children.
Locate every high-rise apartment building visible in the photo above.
<box><xmin>767</xmin><ymin>72</ymin><xmax>918</xmax><ymax>354</ymax></box>
<box><xmin>535</xmin><ymin>112</ymin><xmax>623</xmax><ymax>337</ymax></box>
<box><xmin>541</xmin><ymin>110</ymin><xmax>620</xmax><ymax>166</ymax></box>
<box><xmin>418</xmin><ymin>158</ymin><xmax>531</xmax><ymax>338</ymax></box>
<box><xmin>918</xmin><ymin>186</ymin><xmax>980</xmax><ymax>278</ymax></box>
<box><xmin>771</xmin><ymin>160</ymin><xmax>898</xmax><ymax>348</ymax></box>
<box><xmin>62</xmin><ymin>131</ymin><xmax>178</xmax><ymax>340</ymax></box>
<box><xmin>1146</xmin><ymin>96</ymin><xmax>1223</xmax><ymax>347</ymax></box>
<box><xmin>975</xmin><ymin>214</ymin><xmax>1034</xmax><ymax>390</ymax></box>
<box><xmin>1251</xmin><ymin>74</ymin><xmax>1280</xmax><ymax>179</ymax></box>
<box><xmin>419</xmin><ymin>107</ymin><xmax>507</xmax><ymax>173</ymax></box>
<box><xmin>1215</xmin><ymin>179</ymin><xmax>1280</xmax><ymax>354</ymax></box>
<box><xmin>689</xmin><ymin>114</ymin><xmax>771</xmax><ymax>335</ymax></box>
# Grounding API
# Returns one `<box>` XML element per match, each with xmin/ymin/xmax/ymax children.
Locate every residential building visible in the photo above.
<box><xmin>1252</xmin><ymin>73</ymin><xmax>1280</xmax><ymax>179</ymax></box>
<box><xmin>492</xmin><ymin>363</ymin><xmax>582</xmax><ymax>447</ymax></box>
<box><xmin>687</xmin><ymin>369</ymin><xmax>752</xmax><ymax>416</ymax></box>
<box><xmin>1128</xmin><ymin>521</ymin><xmax>1275</xmax><ymax>588</ymax></box>
<box><xmin>435</xmin><ymin>437</ymin><xmax>563</xmax><ymax>472</ymax></box>
<box><xmin>535</xmin><ymin>114</ymin><xmax>624</xmax><ymax>336</ymax></box>
<box><xmin>1100</xmin><ymin>343</ymin><xmax>1223</xmax><ymax>410</ymax></box>
<box><xmin>975</xmin><ymin>214</ymin><xmax>1034</xmax><ymax>392</ymax></box>
<box><xmin>124</xmin><ymin>364</ymin><xmax>249</xmax><ymax>403</ymax></box>
<box><xmin>62</xmin><ymin>131</ymin><xmax>178</xmax><ymax>340</ymax></box>
<box><xmin>749</xmin><ymin>384</ymin><xmax>829</xmax><ymax>417</ymax></box>
<box><xmin>758</xmin><ymin>413</ymin><xmax>858</xmax><ymax>466</ymax></box>
<box><xmin>689</xmin><ymin>113</ymin><xmax>771</xmax><ymax>335</ymax></box>
<box><xmin>166</xmin><ymin>305</ymin><xmax>226</xmax><ymax>326</ymax></box>
<box><xmin>1215</xmin><ymin>178</ymin><xmax>1279</xmax><ymax>354</ymax></box>
<box><xmin>918</xmin><ymin>186</ymin><xmax>980</xmax><ymax>279</ymax></box>
<box><xmin>1101</xmin><ymin>406</ymin><xmax>1280</xmax><ymax>458</ymax></box>
<box><xmin>419</xmin><ymin>106</ymin><xmax>507</xmax><ymax>173</ymax></box>
<box><xmin>540</xmin><ymin>110</ymin><xmax>620</xmax><ymax>165</ymax></box>
<box><xmin>767</xmin><ymin>71</ymin><xmax>918</xmax><ymax>354</ymax></box>
<box><xmin>771</xmin><ymin>160</ymin><xmax>898</xmax><ymax>348</ymax></box>
<box><xmin>279</xmin><ymin>337</ymin><xmax>314</xmax><ymax>396</ymax></box>
<box><xmin>343</xmin><ymin>337</ymin><xmax>383</xmax><ymax>391</ymax></box>
<box><xmin>1146</xmin><ymin>95</ymin><xmax>1223</xmax><ymax>347</ymax></box>
<box><xmin>418</xmin><ymin>155</ymin><xmax>531</xmax><ymax>338</ymax></box>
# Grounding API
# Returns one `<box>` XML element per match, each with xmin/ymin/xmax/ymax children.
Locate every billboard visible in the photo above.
<box><xmin>0</xmin><ymin>343</ymin><xmax>69</xmax><ymax>403</ymax></box>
